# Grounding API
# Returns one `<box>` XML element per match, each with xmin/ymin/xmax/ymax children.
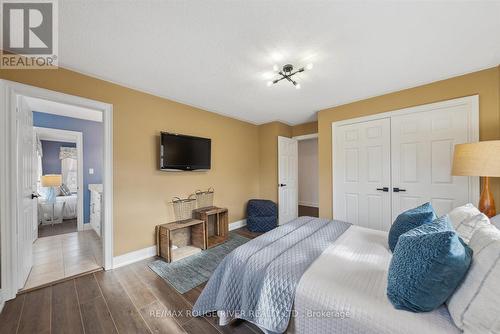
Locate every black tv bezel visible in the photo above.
<box><xmin>159</xmin><ymin>132</ymin><xmax>211</xmax><ymax>171</ymax></box>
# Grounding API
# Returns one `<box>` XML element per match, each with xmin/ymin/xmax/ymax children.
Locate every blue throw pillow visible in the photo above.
<box><xmin>388</xmin><ymin>202</ymin><xmax>436</xmax><ymax>252</ymax></box>
<box><xmin>387</xmin><ymin>215</ymin><xmax>473</xmax><ymax>312</ymax></box>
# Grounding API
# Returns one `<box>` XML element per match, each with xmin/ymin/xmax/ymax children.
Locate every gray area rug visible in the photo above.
<box><xmin>149</xmin><ymin>233</ymin><xmax>250</xmax><ymax>293</ymax></box>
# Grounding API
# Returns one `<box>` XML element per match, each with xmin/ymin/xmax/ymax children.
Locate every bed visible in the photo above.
<box><xmin>193</xmin><ymin>217</ymin><xmax>460</xmax><ymax>334</ymax></box>
<box><xmin>38</xmin><ymin>194</ymin><xmax>78</xmax><ymax>221</ymax></box>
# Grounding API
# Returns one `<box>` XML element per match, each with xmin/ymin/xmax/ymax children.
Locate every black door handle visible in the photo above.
<box><xmin>278</xmin><ymin>183</ymin><xmax>287</xmax><ymax>187</ymax></box>
<box><xmin>31</xmin><ymin>193</ymin><xmax>40</xmax><ymax>199</ymax></box>
<box><xmin>376</xmin><ymin>187</ymin><xmax>389</xmax><ymax>192</ymax></box>
<box><xmin>393</xmin><ymin>187</ymin><xmax>406</xmax><ymax>192</ymax></box>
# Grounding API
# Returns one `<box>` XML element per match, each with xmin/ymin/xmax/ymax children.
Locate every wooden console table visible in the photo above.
<box><xmin>156</xmin><ymin>219</ymin><xmax>206</xmax><ymax>263</ymax></box>
<box><xmin>193</xmin><ymin>206</ymin><xmax>229</xmax><ymax>248</ymax></box>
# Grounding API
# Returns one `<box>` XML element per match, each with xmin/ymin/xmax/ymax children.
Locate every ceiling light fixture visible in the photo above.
<box><xmin>267</xmin><ymin>63</ymin><xmax>312</xmax><ymax>89</ymax></box>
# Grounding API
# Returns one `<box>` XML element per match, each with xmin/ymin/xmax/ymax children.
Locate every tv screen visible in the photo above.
<box><xmin>160</xmin><ymin>132</ymin><xmax>211</xmax><ymax>171</ymax></box>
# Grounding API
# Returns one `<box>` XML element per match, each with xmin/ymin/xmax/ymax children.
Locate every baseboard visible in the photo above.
<box><xmin>112</xmin><ymin>219</ymin><xmax>247</xmax><ymax>269</ymax></box>
<box><xmin>113</xmin><ymin>245</ymin><xmax>157</xmax><ymax>269</ymax></box>
<box><xmin>0</xmin><ymin>289</ymin><xmax>4</xmax><ymax>314</ymax></box>
<box><xmin>298</xmin><ymin>201</ymin><xmax>319</xmax><ymax>208</ymax></box>
<box><xmin>229</xmin><ymin>219</ymin><xmax>247</xmax><ymax>231</ymax></box>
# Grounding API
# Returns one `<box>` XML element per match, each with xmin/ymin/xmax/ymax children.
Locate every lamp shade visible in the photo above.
<box><xmin>41</xmin><ymin>174</ymin><xmax>62</xmax><ymax>187</ymax></box>
<box><xmin>452</xmin><ymin>141</ymin><xmax>500</xmax><ymax>177</ymax></box>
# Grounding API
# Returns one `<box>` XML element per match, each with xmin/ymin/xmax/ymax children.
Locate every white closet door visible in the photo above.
<box><xmin>391</xmin><ymin>104</ymin><xmax>470</xmax><ymax>219</ymax></box>
<box><xmin>334</xmin><ymin>118</ymin><xmax>392</xmax><ymax>231</ymax></box>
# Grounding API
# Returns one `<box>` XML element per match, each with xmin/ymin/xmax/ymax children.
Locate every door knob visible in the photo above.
<box><xmin>393</xmin><ymin>187</ymin><xmax>406</xmax><ymax>192</ymax></box>
<box><xmin>376</xmin><ymin>187</ymin><xmax>389</xmax><ymax>192</ymax></box>
<box><xmin>31</xmin><ymin>193</ymin><xmax>40</xmax><ymax>199</ymax></box>
<box><xmin>279</xmin><ymin>183</ymin><xmax>287</xmax><ymax>187</ymax></box>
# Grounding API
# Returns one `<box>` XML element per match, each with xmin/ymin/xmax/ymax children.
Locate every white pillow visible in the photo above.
<box><xmin>490</xmin><ymin>214</ymin><xmax>500</xmax><ymax>230</ymax></box>
<box><xmin>448</xmin><ymin>203</ymin><xmax>481</xmax><ymax>230</ymax></box>
<box><xmin>447</xmin><ymin>224</ymin><xmax>500</xmax><ymax>333</ymax></box>
<box><xmin>455</xmin><ymin>213</ymin><xmax>491</xmax><ymax>244</ymax></box>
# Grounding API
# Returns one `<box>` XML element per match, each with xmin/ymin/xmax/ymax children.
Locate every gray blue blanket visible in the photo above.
<box><xmin>193</xmin><ymin>216</ymin><xmax>351</xmax><ymax>333</ymax></box>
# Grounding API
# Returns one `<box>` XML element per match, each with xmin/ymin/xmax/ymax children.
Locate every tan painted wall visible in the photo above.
<box><xmin>258</xmin><ymin>122</ymin><xmax>292</xmax><ymax>203</ymax></box>
<box><xmin>0</xmin><ymin>68</ymin><xmax>260</xmax><ymax>256</ymax></box>
<box><xmin>318</xmin><ymin>66</ymin><xmax>500</xmax><ymax>218</ymax></box>
<box><xmin>292</xmin><ymin>121</ymin><xmax>318</xmax><ymax>137</ymax></box>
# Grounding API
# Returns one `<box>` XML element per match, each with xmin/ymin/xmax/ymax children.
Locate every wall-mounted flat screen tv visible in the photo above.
<box><xmin>160</xmin><ymin>132</ymin><xmax>211</xmax><ymax>171</ymax></box>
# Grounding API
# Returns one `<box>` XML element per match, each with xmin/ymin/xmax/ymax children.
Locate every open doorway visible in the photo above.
<box><xmin>0</xmin><ymin>80</ymin><xmax>113</xmax><ymax>302</ymax></box>
<box><xmin>297</xmin><ymin>134</ymin><xmax>319</xmax><ymax>217</ymax></box>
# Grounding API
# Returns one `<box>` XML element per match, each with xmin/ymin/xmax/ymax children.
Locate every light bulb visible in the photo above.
<box><xmin>267</xmin><ymin>81</ymin><xmax>273</xmax><ymax>87</ymax></box>
<box><xmin>273</xmin><ymin>64</ymin><xmax>279</xmax><ymax>72</ymax></box>
<box><xmin>306</xmin><ymin>63</ymin><xmax>313</xmax><ymax>70</ymax></box>
<box><xmin>295</xmin><ymin>83</ymin><xmax>301</xmax><ymax>89</ymax></box>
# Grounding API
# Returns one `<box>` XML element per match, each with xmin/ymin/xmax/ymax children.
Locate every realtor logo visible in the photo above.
<box><xmin>1</xmin><ymin>0</ymin><xmax>58</xmax><ymax>69</ymax></box>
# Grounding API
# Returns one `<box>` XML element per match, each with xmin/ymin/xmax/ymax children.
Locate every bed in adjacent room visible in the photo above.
<box><xmin>193</xmin><ymin>208</ymin><xmax>500</xmax><ymax>334</ymax></box>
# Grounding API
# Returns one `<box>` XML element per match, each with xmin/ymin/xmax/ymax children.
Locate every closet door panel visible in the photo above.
<box><xmin>391</xmin><ymin>104</ymin><xmax>470</xmax><ymax>220</ymax></box>
<box><xmin>334</xmin><ymin>118</ymin><xmax>392</xmax><ymax>231</ymax></box>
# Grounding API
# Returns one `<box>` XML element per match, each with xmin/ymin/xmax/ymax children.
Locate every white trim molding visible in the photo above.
<box><xmin>228</xmin><ymin>219</ymin><xmax>247</xmax><ymax>231</ymax></box>
<box><xmin>0</xmin><ymin>79</ymin><xmax>114</xmax><ymax>304</ymax></box>
<box><xmin>292</xmin><ymin>133</ymin><xmax>318</xmax><ymax>141</ymax></box>
<box><xmin>113</xmin><ymin>219</ymin><xmax>248</xmax><ymax>268</ymax></box>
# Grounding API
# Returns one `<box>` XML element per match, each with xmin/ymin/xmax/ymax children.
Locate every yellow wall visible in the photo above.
<box><xmin>258</xmin><ymin>122</ymin><xmax>292</xmax><ymax>202</ymax></box>
<box><xmin>292</xmin><ymin>121</ymin><xmax>318</xmax><ymax>137</ymax></box>
<box><xmin>318</xmin><ymin>66</ymin><xmax>500</xmax><ymax>218</ymax></box>
<box><xmin>0</xmin><ymin>68</ymin><xmax>260</xmax><ymax>256</ymax></box>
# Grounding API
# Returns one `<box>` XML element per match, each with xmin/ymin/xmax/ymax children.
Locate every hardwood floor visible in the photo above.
<box><xmin>0</xmin><ymin>227</ymin><xmax>263</xmax><ymax>334</ymax></box>
<box><xmin>298</xmin><ymin>205</ymin><xmax>319</xmax><ymax>217</ymax></box>
<box><xmin>38</xmin><ymin>219</ymin><xmax>77</xmax><ymax>238</ymax></box>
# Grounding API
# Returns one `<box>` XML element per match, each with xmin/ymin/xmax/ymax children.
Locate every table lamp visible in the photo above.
<box><xmin>452</xmin><ymin>141</ymin><xmax>500</xmax><ymax>218</ymax></box>
<box><xmin>41</xmin><ymin>174</ymin><xmax>62</xmax><ymax>203</ymax></box>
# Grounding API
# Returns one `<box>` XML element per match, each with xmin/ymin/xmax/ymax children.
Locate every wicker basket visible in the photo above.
<box><xmin>172</xmin><ymin>195</ymin><xmax>196</xmax><ymax>221</ymax></box>
<box><xmin>195</xmin><ymin>187</ymin><xmax>214</xmax><ymax>209</ymax></box>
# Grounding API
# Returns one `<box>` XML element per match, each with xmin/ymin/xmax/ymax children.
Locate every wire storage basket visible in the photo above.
<box><xmin>195</xmin><ymin>187</ymin><xmax>214</xmax><ymax>209</ymax></box>
<box><xmin>172</xmin><ymin>195</ymin><xmax>196</xmax><ymax>221</ymax></box>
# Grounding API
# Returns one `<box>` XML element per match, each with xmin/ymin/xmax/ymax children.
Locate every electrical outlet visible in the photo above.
<box><xmin>89</xmin><ymin>168</ymin><xmax>94</xmax><ymax>175</ymax></box>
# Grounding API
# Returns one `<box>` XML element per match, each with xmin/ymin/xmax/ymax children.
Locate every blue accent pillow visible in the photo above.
<box><xmin>388</xmin><ymin>202</ymin><xmax>436</xmax><ymax>252</ymax></box>
<box><xmin>387</xmin><ymin>215</ymin><xmax>473</xmax><ymax>312</ymax></box>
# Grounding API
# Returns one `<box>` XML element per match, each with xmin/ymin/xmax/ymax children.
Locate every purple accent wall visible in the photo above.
<box><xmin>34</xmin><ymin>112</ymin><xmax>103</xmax><ymax>224</ymax></box>
<box><xmin>41</xmin><ymin>140</ymin><xmax>76</xmax><ymax>174</ymax></box>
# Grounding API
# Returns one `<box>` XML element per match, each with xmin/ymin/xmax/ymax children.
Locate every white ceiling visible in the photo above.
<box><xmin>26</xmin><ymin>96</ymin><xmax>103</xmax><ymax>122</ymax></box>
<box><xmin>59</xmin><ymin>1</ymin><xmax>500</xmax><ymax>125</ymax></box>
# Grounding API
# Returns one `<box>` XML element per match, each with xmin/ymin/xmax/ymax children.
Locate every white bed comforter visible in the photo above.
<box><xmin>292</xmin><ymin>226</ymin><xmax>460</xmax><ymax>334</ymax></box>
<box><xmin>38</xmin><ymin>194</ymin><xmax>78</xmax><ymax>220</ymax></box>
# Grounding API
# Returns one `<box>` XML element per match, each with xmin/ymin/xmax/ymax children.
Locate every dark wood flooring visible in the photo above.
<box><xmin>298</xmin><ymin>205</ymin><xmax>319</xmax><ymax>217</ymax></box>
<box><xmin>38</xmin><ymin>219</ymin><xmax>77</xmax><ymax>238</ymax></box>
<box><xmin>0</xmin><ymin>227</ymin><xmax>263</xmax><ymax>334</ymax></box>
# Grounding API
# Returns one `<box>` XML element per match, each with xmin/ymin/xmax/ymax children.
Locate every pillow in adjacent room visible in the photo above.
<box><xmin>387</xmin><ymin>215</ymin><xmax>473</xmax><ymax>312</ymax></box>
<box><xmin>454</xmin><ymin>213</ymin><xmax>491</xmax><ymax>244</ymax></box>
<box><xmin>388</xmin><ymin>202</ymin><xmax>436</xmax><ymax>252</ymax></box>
<box><xmin>447</xmin><ymin>223</ymin><xmax>500</xmax><ymax>333</ymax></box>
<box><xmin>447</xmin><ymin>203</ymin><xmax>481</xmax><ymax>231</ymax></box>
<box><xmin>60</xmin><ymin>183</ymin><xmax>71</xmax><ymax>196</ymax></box>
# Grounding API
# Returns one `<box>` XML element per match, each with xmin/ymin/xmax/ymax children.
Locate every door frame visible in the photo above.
<box><xmin>34</xmin><ymin>126</ymin><xmax>84</xmax><ymax>232</ymax></box>
<box><xmin>332</xmin><ymin>95</ymin><xmax>480</xmax><ymax>220</ymax></box>
<box><xmin>293</xmin><ymin>133</ymin><xmax>319</xmax><ymax>209</ymax></box>
<box><xmin>0</xmin><ymin>80</ymin><xmax>114</xmax><ymax>305</ymax></box>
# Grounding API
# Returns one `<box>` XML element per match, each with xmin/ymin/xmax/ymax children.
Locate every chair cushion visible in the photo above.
<box><xmin>387</xmin><ymin>215</ymin><xmax>473</xmax><ymax>312</ymax></box>
<box><xmin>447</xmin><ymin>223</ymin><xmax>500</xmax><ymax>333</ymax></box>
<box><xmin>388</xmin><ymin>202</ymin><xmax>436</xmax><ymax>252</ymax></box>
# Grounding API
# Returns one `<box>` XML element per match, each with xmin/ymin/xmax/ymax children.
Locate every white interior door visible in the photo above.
<box><xmin>17</xmin><ymin>97</ymin><xmax>36</xmax><ymax>289</ymax></box>
<box><xmin>334</xmin><ymin>118</ymin><xmax>392</xmax><ymax>230</ymax></box>
<box><xmin>278</xmin><ymin>136</ymin><xmax>298</xmax><ymax>225</ymax></box>
<box><xmin>391</xmin><ymin>104</ymin><xmax>472</xmax><ymax>219</ymax></box>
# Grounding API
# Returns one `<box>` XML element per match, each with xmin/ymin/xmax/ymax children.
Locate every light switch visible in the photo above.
<box><xmin>89</xmin><ymin>168</ymin><xmax>94</xmax><ymax>175</ymax></box>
